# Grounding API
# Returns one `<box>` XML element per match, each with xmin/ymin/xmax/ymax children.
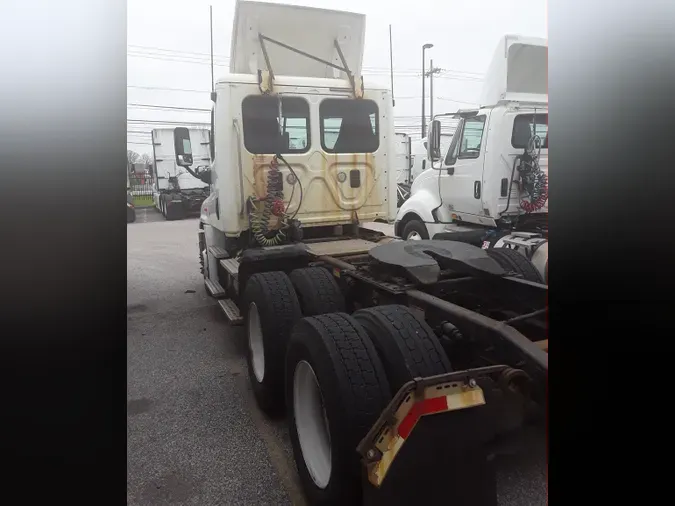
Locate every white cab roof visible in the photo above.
<box><xmin>480</xmin><ymin>35</ymin><xmax>548</xmax><ymax>106</ymax></box>
<box><xmin>229</xmin><ymin>0</ymin><xmax>366</xmax><ymax>79</ymax></box>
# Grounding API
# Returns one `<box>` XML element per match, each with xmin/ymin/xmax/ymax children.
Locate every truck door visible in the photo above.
<box><xmin>439</xmin><ymin>113</ymin><xmax>489</xmax><ymax>221</ymax></box>
<box><xmin>394</xmin><ymin>133</ymin><xmax>411</xmax><ymax>184</ymax></box>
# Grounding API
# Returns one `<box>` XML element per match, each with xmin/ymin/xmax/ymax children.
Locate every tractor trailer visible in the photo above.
<box><xmin>172</xmin><ymin>3</ymin><xmax>548</xmax><ymax>505</ymax></box>
<box><xmin>151</xmin><ymin>127</ymin><xmax>211</xmax><ymax>220</ymax></box>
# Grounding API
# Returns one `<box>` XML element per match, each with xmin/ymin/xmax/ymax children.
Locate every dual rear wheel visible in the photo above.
<box><xmin>242</xmin><ymin>268</ymin><xmax>452</xmax><ymax>505</ymax></box>
<box><xmin>159</xmin><ymin>194</ymin><xmax>184</xmax><ymax>220</ymax></box>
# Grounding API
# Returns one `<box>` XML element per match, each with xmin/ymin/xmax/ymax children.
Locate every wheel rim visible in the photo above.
<box><xmin>293</xmin><ymin>360</ymin><xmax>332</xmax><ymax>489</ymax></box>
<box><xmin>407</xmin><ymin>231</ymin><xmax>422</xmax><ymax>240</ymax></box>
<box><xmin>248</xmin><ymin>302</ymin><xmax>265</xmax><ymax>383</ymax></box>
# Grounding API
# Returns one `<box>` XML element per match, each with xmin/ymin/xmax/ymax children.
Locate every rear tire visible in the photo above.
<box><xmin>286</xmin><ymin>313</ymin><xmax>391</xmax><ymax>506</ymax></box>
<box><xmin>289</xmin><ymin>267</ymin><xmax>345</xmax><ymax>316</ymax></box>
<box><xmin>243</xmin><ymin>271</ymin><xmax>302</xmax><ymax>415</ymax></box>
<box><xmin>165</xmin><ymin>196</ymin><xmax>184</xmax><ymax>221</ymax></box>
<box><xmin>401</xmin><ymin>219</ymin><xmax>429</xmax><ymax>241</ymax></box>
<box><xmin>487</xmin><ymin>247</ymin><xmax>543</xmax><ymax>283</ymax></box>
<box><xmin>353</xmin><ymin>305</ymin><xmax>452</xmax><ymax>391</ymax></box>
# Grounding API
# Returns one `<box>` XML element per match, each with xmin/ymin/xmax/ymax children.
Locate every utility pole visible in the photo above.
<box><xmin>421</xmin><ymin>43</ymin><xmax>433</xmax><ymax>137</ymax></box>
<box><xmin>426</xmin><ymin>62</ymin><xmax>442</xmax><ymax>124</ymax></box>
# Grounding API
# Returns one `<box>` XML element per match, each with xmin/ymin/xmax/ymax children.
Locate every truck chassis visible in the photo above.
<box><xmin>156</xmin><ymin>186</ymin><xmax>209</xmax><ymax>221</ymax></box>
<box><xmin>199</xmin><ymin>225</ymin><xmax>547</xmax><ymax>506</ymax></box>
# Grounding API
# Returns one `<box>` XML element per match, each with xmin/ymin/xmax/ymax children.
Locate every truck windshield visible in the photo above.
<box><xmin>512</xmin><ymin>113</ymin><xmax>548</xmax><ymax>149</ymax></box>
<box><xmin>242</xmin><ymin>95</ymin><xmax>310</xmax><ymax>154</ymax></box>
<box><xmin>320</xmin><ymin>99</ymin><xmax>379</xmax><ymax>154</ymax></box>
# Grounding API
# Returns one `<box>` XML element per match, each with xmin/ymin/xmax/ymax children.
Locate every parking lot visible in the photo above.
<box><xmin>127</xmin><ymin>210</ymin><xmax>547</xmax><ymax>505</ymax></box>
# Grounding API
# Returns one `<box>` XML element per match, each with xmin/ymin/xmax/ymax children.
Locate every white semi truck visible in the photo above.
<box><xmin>172</xmin><ymin>3</ymin><xmax>547</xmax><ymax>505</ymax></box>
<box><xmin>151</xmin><ymin>128</ymin><xmax>211</xmax><ymax>220</ymax></box>
<box><xmin>399</xmin><ymin>133</ymin><xmax>454</xmax><ymax>207</ymax></box>
<box><xmin>395</xmin><ymin>35</ymin><xmax>549</xmax><ymax>284</ymax></box>
<box><xmin>394</xmin><ymin>132</ymin><xmax>413</xmax><ymax>207</ymax></box>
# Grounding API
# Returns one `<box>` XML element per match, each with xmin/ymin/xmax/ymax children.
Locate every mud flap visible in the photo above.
<box><xmin>358</xmin><ymin>366</ymin><xmax>512</xmax><ymax>506</ymax></box>
<box><xmin>361</xmin><ymin>413</ymin><xmax>497</xmax><ymax>506</ymax></box>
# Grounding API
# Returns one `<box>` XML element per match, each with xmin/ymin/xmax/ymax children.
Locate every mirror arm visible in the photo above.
<box><xmin>183</xmin><ymin>165</ymin><xmax>212</xmax><ymax>185</ymax></box>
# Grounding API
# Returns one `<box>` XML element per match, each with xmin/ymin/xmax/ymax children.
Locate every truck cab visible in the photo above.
<box><xmin>177</xmin><ymin>7</ymin><xmax>548</xmax><ymax>504</ymax></box>
<box><xmin>183</xmin><ymin>0</ymin><xmax>396</xmax><ymax>257</ymax></box>
<box><xmin>151</xmin><ymin>127</ymin><xmax>211</xmax><ymax>220</ymax></box>
<box><xmin>395</xmin><ymin>35</ymin><xmax>548</xmax><ymax>280</ymax></box>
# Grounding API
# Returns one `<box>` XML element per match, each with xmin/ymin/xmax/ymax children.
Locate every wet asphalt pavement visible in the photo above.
<box><xmin>127</xmin><ymin>208</ymin><xmax>547</xmax><ymax>505</ymax></box>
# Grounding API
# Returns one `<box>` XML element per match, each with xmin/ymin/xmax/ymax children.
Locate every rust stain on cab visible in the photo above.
<box><xmin>366</xmin><ymin>151</ymin><xmax>381</xmax><ymax>207</ymax></box>
<box><xmin>251</xmin><ymin>154</ymin><xmax>268</xmax><ymax>199</ymax></box>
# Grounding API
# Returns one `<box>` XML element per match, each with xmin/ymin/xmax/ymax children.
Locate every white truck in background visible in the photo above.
<box><xmin>394</xmin><ymin>132</ymin><xmax>413</xmax><ymax>206</ymax></box>
<box><xmin>395</xmin><ymin>35</ymin><xmax>549</xmax><ymax>283</ymax></box>
<box><xmin>410</xmin><ymin>137</ymin><xmax>428</xmax><ymax>181</ymax></box>
<box><xmin>171</xmin><ymin>3</ymin><xmax>548</xmax><ymax>505</ymax></box>
<box><xmin>399</xmin><ymin>133</ymin><xmax>455</xmax><ymax>206</ymax></box>
<box><xmin>151</xmin><ymin>128</ymin><xmax>211</xmax><ymax>220</ymax></box>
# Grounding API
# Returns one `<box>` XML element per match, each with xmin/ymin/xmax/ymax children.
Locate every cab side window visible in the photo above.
<box><xmin>457</xmin><ymin>116</ymin><xmax>486</xmax><ymax>159</ymax></box>
<box><xmin>444</xmin><ymin>119</ymin><xmax>464</xmax><ymax>166</ymax></box>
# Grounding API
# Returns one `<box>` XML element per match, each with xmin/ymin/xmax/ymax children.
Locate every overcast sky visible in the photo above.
<box><xmin>127</xmin><ymin>0</ymin><xmax>546</xmax><ymax>155</ymax></box>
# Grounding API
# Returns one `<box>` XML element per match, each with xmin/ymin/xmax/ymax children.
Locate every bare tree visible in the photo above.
<box><xmin>139</xmin><ymin>153</ymin><xmax>153</xmax><ymax>165</ymax></box>
<box><xmin>127</xmin><ymin>149</ymin><xmax>140</xmax><ymax>168</ymax></box>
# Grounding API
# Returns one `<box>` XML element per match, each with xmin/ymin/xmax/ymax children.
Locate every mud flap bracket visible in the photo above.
<box><xmin>358</xmin><ymin>365</ymin><xmax>514</xmax><ymax>506</ymax></box>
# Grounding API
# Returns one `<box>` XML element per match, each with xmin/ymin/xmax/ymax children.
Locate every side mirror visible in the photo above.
<box><xmin>428</xmin><ymin>120</ymin><xmax>441</xmax><ymax>162</ymax></box>
<box><xmin>174</xmin><ymin>127</ymin><xmax>193</xmax><ymax>167</ymax></box>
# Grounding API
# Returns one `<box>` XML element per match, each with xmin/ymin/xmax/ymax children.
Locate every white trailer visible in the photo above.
<box><xmin>396</xmin><ymin>35</ymin><xmax>549</xmax><ymax>283</ymax></box>
<box><xmin>151</xmin><ymin>128</ymin><xmax>211</xmax><ymax>220</ymax></box>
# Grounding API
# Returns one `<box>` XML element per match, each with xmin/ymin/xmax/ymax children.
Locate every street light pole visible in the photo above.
<box><xmin>421</xmin><ymin>43</ymin><xmax>433</xmax><ymax>138</ymax></box>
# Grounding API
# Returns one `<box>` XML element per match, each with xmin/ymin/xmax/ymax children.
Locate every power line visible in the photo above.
<box><xmin>128</xmin><ymin>119</ymin><xmax>211</xmax><ymax>126</ymax></box>
<box><xmin>127</xmin><ymin>86</ymin><xmax>480</xmax><ymax>106</ymax></box>
<box><xmin>128</xmin><ymin>52</ymin><xmax>230</xmax><ymax>67</ymax></box>
<box><xmin>128</xmin><ymin>84</ymin><xmax>211</xmax><ymax>93</ymax></box>
<box><xmin>128</xmin><ymin>50</ymin><xmax>482</xmax><ymax>81</ymax></box>
<box><xmin>128</xmin><ymin>103</ymin><xmax>211</xmax><ymax>112</ymax></box>
<box><xmin>127</xmin><ymin>100</ymin><xmax>469</xmax><ymax>119</ymax></box>
<box><xmin>128</xmin><ymin>44</ymin><xmax>230</xmax><ymax>59</ymax></box>
<box><xmin>128</xmin><ymin>44</ymin><xmax>484</xmax><ymax>76</ymax></box>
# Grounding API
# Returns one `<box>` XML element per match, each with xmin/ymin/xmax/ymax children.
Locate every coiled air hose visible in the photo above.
<box><xmin>518</xmin><ymin>134</ymin><xmax>548</xmax><ymax>213</ymax></box>
<box><xmin>249</xmin><ymin>156</ymin><xmax>288</xmax><ymax>247</ymax></box>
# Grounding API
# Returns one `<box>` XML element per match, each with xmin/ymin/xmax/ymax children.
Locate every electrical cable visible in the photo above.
<box><xmin>250</xmin><ymin>156</ymin><xmax>287</xmax><ymax>247</ymax></box>
<box><xmin>518</xmin><ymin>134</ymin><xmax>548</xmax><ymax>213</ymax></box>
<box><xmin>500</xmin><ymin>117</ymin><xmax>549</xmax><ymax>219</ymax></box>
<box><xmin>128</xmin><ymin>44</ymin><xmax>485</xmax><ymax>77</ymax></box>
